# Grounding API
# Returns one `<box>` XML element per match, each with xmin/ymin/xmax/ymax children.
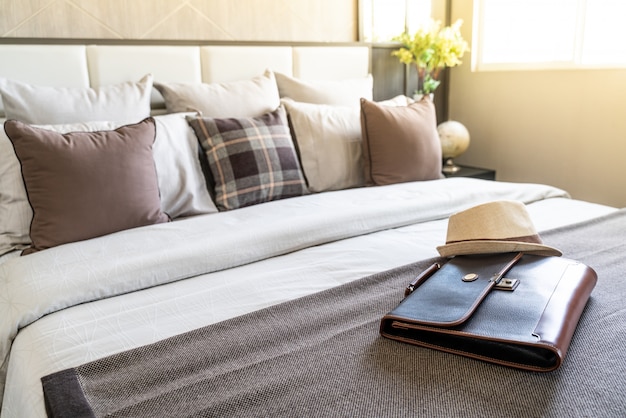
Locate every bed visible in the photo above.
<box><xmin>0</xmin><ymin>41</ymin><xmax>624</xmax><ymax>417</ymax></box>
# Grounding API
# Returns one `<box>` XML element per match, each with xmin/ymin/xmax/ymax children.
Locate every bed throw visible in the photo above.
<box><xmin>42</xmin><ymin>209</ymin><xmax>626</xmax><ymax>418</ymax></box>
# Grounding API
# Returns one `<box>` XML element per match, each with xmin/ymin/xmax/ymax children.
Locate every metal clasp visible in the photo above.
<box><xmin>493</xmin><ymin>277</ymin><xmax>519</xmax><ymax>291</ymax></box>
<box><xmin>489</xmin><ymin>252</ymin><xmax>523</xmax><ymax>291</ymax></box>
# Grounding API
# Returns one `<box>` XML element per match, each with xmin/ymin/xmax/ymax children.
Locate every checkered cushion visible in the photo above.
<box><xmin>188</xmin><ymin>107</ymin><xmax>308</xmax><ymax>210</ymax></box>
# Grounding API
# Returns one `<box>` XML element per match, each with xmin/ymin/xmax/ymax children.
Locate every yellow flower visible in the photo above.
<box><xmin>392</xmin><ymin>19</ymin><xmax>469</xmax><ymax>94</ymax></box>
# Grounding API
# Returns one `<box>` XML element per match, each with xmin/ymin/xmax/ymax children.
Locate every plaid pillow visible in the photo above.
<box><xmin>188</xmin><ymin>107</ymin><xmax>308</xmax><ymax>210</ymax></box>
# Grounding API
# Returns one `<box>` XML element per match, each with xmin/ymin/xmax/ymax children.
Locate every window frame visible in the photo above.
<box><xmin>472</xmin><ymin>0</ymin><xmax>626</xmax><ymax>72</ymax></box>
<box><xmin>358</xmin><ymin>0</ymin><xmax>433</xmax><ymax>43</ymax></box>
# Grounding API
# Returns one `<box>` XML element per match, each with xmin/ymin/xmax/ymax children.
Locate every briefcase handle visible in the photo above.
<box><xmin>404</xmin><ymin>252</ymin><xmax>524</xmax><ymax>297</ymax></box>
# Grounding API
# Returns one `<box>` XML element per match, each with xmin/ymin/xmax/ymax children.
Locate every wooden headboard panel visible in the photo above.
<box><xmin>0</xmin><ymin>40</ymin><xmax>371</xmax><ymax>116</ymax></box>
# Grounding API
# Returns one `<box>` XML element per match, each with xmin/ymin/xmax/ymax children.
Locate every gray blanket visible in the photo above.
<box><xmin>42</xmin><ymin>209</ymin><xmax>626</xmax><ymax>418</ymax></box>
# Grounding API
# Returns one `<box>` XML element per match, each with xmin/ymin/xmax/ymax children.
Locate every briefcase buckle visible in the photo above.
<box><xmin>494</xmin><ymin>278</ymin><xmax>519</xmax><ymax>291</ymax></box>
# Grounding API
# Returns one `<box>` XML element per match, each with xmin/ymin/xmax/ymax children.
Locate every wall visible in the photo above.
<box><xmin>448</xmin><ymin>1</ymin><xmax>626</xmax><ymax>207</ymax></box>
<box><xmin>0</xmin><ymin>0</ymin><xmax>357</xmax><ymax>41</ymax></box>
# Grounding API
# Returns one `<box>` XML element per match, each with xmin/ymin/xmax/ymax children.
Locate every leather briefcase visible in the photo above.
<box><xmin>380</xmin><ymin>253</ymin><xmax>597</xmax><ymax>372</ymax></box>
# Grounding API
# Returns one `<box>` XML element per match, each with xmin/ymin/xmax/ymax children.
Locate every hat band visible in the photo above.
<box><xmin>446</xmin><ymin>234</ymin><xmax>543</xmax><ymax>245</ymax></box>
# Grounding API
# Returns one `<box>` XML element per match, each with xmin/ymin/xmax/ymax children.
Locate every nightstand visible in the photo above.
<box><xmin>443</xmin><ymin>165</ymin><xmax>496</xmax><ymax>181</ymax></box>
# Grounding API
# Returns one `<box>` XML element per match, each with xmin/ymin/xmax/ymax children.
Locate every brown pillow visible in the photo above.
<box><xmin>4</xmin><ymin>117</ymin><xmax>169</xmax><ymax>255</ymax></box>
<box><xmin>360</xmin><ymin>97</ymin><xmax>443</xmax><ymax>186</ymax></box>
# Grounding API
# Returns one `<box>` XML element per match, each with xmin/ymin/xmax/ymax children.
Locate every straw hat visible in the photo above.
<box><xmin>437</xmin><ymin>200</ymin><xmax>562</xmax><ymax>258</ymax></box>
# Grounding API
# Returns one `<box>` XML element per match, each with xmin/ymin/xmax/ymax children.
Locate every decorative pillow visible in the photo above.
<box><xmin>281</xmin><ymin>98</ymin><xmax>364</xmax><ymax>192</ymax></box>
<box><xmin>154</xmin><ymin>70</ymin><xmax>280</xmax><ymax>118</ymax></box>
<box><xmin>0</xmin><ymin>119</ymin><xmax>119</xmax><ymax>256</ymax></box>
<box><xmin>0</xmin><ymin>114</ymin><xmax>216</xmax><ymax>256</ymax></box>
<box><xmin>274</xmin><ymin>72</ymin><xmax>373</xmax><ymax>107</ymax></box>
<box><xmin>4</xmin><ymin>117</ymin><xmax>170</xmax><ymax>255</ymax></box>
<box><xmin>187</xmin><ymin>106</ymin><xmax>308</xmax><ymax>211</ymax></box>
<box><xmin>0</xmin><ymin>75</ymin><xmax>152</xmax><ymax>125</ymax></box>
<box><xmin>360</xmin><ymin>97</ymin><xmax>443</xmax><ymax>186</ymax></box>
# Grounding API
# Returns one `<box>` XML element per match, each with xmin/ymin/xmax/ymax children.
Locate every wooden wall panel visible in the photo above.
<box><xmin>0</xmin><ymin>0</ymin><xmax>357</xmax><ymax>41</ymax></box>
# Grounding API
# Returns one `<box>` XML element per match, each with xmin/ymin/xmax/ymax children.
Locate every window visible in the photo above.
<box><xmin>359</xmin><ymin>0</ymin><xmax>432</xmax><ymax>42</ymax></box>
<box><xmin>473</xmin><ymin>0</ymin><xmax>626</xmax><ymax>70</ymax></box>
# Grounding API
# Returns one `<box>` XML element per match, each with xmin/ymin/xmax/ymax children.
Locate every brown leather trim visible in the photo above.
<box><xmin>532</xmin><ymin>262</ymin><xmax>598</xmax><ymax>356</ymax></box>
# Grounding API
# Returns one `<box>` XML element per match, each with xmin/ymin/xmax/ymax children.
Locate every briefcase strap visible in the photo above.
<box><xmin>492</xmin><ymin>252</ymin><xmax>523</xmax><ymax>290</ymax></box>
<box><xmin>404</xmin><ymin>252</ymin><xmax>524</xmax><ymax>297</ymax></box>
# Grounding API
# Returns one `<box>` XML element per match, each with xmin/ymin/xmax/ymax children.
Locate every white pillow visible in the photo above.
<box><xmin>152</xmin><ymin>113</ymin><xmax>217</xmax><ymax>218</ymax></box>
<box><xmin>154</xmin><ymin>70</ymin><xmax>280</xmax><ymax>118</ymax></box>
<box><xmin>0</xmin><ymin>114</ymin><xmax>216</xmax><ymax>256</ymax></box>
<box><xmin>281</xmin><ymin>99</ymin><xmax>364</xmax><ymax>192</ymax></box>
<box><xmin>275</xmin><ymin>72</ymin><xmax>373</xmax><ymax>107</ymax></box>
<box><xmin>377</xmin><ymin>95</ymin><xmax>416</xmax><ymax>107</ymax></box>
<box><xmin>0</xmin><ymin>75</ymin><xmax>153</xmax><ymax>125</ymax></box>
<box><xmin>0</xmin><ymin>117</ymin><xmax>31</xmax><ymax>254</ymax></box>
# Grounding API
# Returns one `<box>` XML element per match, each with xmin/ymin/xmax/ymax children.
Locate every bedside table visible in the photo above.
<box><xmin>443</xmin><ymin>165</ymin><xmax>496</xmax><ymax>181</ymax></box>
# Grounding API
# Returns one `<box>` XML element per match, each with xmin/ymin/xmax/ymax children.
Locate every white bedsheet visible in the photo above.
<box><xmin>0</xmin><ymin>178</ymin><xmax>616</xmax><ymax>417</ymax></box>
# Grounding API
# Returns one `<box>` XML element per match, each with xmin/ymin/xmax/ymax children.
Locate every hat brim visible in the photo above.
<box><xmin>436</xmin><ymin>240</ymin><xmax>562</xmax><ymax>258</ymax></box>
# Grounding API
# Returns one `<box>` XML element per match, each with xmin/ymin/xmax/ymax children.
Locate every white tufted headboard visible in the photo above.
<box><xmin>0</xmin><ymin>42</ymin><xmax>371</xmax><ymax>116</ymax></box>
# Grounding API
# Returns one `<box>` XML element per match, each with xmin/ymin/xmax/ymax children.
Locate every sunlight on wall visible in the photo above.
<box><xmin>450</xmin><ymin>0</ymin><xmax>626</xmax><ymax>207</ymax></box>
